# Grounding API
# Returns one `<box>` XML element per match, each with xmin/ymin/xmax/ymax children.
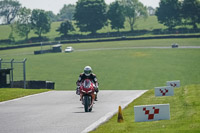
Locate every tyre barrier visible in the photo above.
<box><xmin>12</xmin><ymin>80</ymin><xmax>55</xmax><ymax>89</ymax></box>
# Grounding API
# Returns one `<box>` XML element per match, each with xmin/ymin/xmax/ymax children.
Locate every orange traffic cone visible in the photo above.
<box><xmin>117</xmin><ymin>106</ymin><xmax>124</xmax><ymax>123</ymax></box>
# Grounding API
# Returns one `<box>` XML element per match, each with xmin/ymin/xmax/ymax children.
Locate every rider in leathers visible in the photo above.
<box><xmin>76</xmin><ymin>66</ymin><xmax>99</xmax><ymax>101</ymax></box>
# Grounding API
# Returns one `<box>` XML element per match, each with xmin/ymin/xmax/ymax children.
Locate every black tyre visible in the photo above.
<box><xmin>88</xmin><ymin>96</ymin><xmax>92</xmax><ymax>112</ymax></box>
<box><xmin>84</xmin><ymin>96</ymin><xmax>89</xmax><ymax>112</ymax></box>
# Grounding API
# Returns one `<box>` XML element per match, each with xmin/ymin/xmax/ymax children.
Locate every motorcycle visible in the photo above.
<box><xmin>79</xmin><ymin>79</ymin><xmax>96</xmax><ymax>112</ymax></box>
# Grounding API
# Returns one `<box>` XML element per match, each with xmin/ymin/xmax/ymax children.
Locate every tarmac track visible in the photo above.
<box><xmin>0</xmin><ymin>46</ymin><xmax>200</xmax><ymax>57</ymax></box>
<box><xmin>0</xmin><ymin>90</ymin><xmax>147</xmax><ymax>133</ymax></box>
<box><xmin>75</xmin><ymin>46</ymin><xmax>200</xmax><ymax>52</ymax></box>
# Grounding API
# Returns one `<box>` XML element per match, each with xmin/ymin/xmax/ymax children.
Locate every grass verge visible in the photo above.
<box><xmin>91</xmin><ymin>84</ymin><xmax>200</xmax><ymax>133</ymax></box>
<box><xmin>0</xmin><ymin>88</ymin><xmax>50</xmax><ymax>102</ymax></box>
<box><xmin>0</xmin><ymin>39</ymin><xmax>200</xmax><ymax>90</ymax></box>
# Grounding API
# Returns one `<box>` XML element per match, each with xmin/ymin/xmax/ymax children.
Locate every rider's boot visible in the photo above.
<box><xmin>95</xmin><ymin>93</ymin><xmax>98</xmax><ymax>101</ymax></box>
<box><xmin>94</xmin><ymin>88</ymin><xmax>99</xmax><ymax>101</ymax></box>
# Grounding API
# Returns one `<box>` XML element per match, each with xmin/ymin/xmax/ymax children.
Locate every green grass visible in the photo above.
<box><xmin>0</xmin><ymin>22</ymin><xmax>61</xmax><ymax>41</ymax></box>
<box><xmin>122</xmin><ymin>16</ymin><xmax>167</xmax><ymax>32</ymax></box>
<box><xmin>1</xmin><ymin>38</ymin><xmax>200</xmax><ymax>54</ymax></box>
<box><xmin>0</xmin><ymin>24</ymin><xmax>11</xmax><ymax>40</ymax></box>
<box><xmin>0</xmin><ymin>38</ymin><xmax>199</xmax><ymax>131</ymax></box>
<box><xmin>1</xmin><ymin>16</ymin><xmax>199</xmax><ymax>42</ymax></box>
<box><xmin>91</xmin><ymin>84</ymin><xmax>200</xmax><ymax>133</ymax></box>
<box><xmin>0</xmin><ymin>88</ymin><xmax>50</xmax><ymax>102</ymax></box>
<box><xmin>1</xmin><ymin>38</ymin><xmax>200</xmax><ymax>55</ymax></box>
<box><xmin>0</xmin><ymin>38</ymin><xmax>200</xmax><ymax>90</ymax></box>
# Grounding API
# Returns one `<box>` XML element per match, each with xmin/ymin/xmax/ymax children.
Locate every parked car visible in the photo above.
<box><xmin>171</xmin><ymin>43</ymin><xmax>179</xmax><ymax>48</ymax></box>
<box><xmin>65</xmin><ymin>46</ymin><xmax>74</xmax><ymax>53</ymax></box>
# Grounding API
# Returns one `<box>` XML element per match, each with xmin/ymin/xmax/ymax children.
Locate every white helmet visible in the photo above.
<box><xmin>84</xmin><ymin>66</ymin><xmax>92</xmax><ymax>76</ymax></box>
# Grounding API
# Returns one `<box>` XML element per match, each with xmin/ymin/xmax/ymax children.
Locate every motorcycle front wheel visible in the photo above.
<box><xmin>83</xmin><ymin>95</ymin><xmax>91</xmax><ymax>112</ymax></box>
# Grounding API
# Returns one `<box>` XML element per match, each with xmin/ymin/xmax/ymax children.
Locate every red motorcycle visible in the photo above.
<box><xmin>79</xmin><ymin>79</ymin><xmax>96</xmax><ymax>112</ymax></box>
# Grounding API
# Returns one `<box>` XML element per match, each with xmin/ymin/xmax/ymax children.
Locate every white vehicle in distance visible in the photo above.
<box><xmin>64</xmin><ymin>46</ymin><xmax>74</xmax><ymax>53</ymax></box>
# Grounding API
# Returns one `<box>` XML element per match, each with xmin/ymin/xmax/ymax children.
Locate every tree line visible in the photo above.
<box><xmin>156</xmin><ymin>0</ymin><xmax>200</xmax><ymax>29</ymax></box>
<box><xmin>0</xmin><ymin>0</ymin><xmax>199</xmax><ymax>42</ymax></box>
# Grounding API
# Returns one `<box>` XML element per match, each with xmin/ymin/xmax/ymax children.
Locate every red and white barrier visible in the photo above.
<box><xmin>155</xmin><ymin>86</ymin><xmax>174</xmax><ymax>97</ymax></box>
<box><xmin>166</xmin><ymin>80</ymin><xmax>180</xmax><ymax>88</ymax></box>
<box><xmin>134</xmin><ymin>104</ymin><xmax>170</xmax><ymax>122</ymax></box>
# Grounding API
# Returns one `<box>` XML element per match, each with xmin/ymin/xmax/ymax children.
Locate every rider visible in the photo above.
<box><xmin>76</xmin><ymin>66</ymin><xmax>99</xmax><ymax>101</ymax></box>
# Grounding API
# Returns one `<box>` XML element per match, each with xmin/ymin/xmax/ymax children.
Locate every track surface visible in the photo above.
<box><xmin>0</xmin><ymin>90</ymin><xmax>146</xmax><ymax>133</ymax></box>
<box><xmin>0</xmin><ymin>46</ymin><xmax>200</xmax><ymax>57</ymax></box>
<box><xmin>76</xmin><ymin>46</ymin><xmax>200</xmax><ymax>52</ymax></box>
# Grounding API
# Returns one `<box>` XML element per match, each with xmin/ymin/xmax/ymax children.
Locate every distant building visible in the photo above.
<box><xmin>147</xmin><ymin>6</ymin><xmax>156</xmax><ymax>16</ymax></box>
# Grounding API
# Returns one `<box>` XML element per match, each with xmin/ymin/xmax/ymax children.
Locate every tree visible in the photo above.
<box><xmin>31</xmin><ymin>9</ymin><xmax>51</xmax><ymax>38</ymax></box>
<box><xmin>107</xmin><ymin>1</ymin><xmax>125</xmax><ymax>31</ymax></box>
<box><xmin>46</xmin><ymin>11</ymin><xmax>57</xmax><ymax>22</ymax></box>
<box><xmin>57</xmin><ymin>4</ymin><xmax>75</xmax><ymax>21</ymax></box>
<box><xmin>74</xmin><ymin>0</ymin><xmax>107</xmax><ymax>34</ymax></box>
<box><xmin>14</xmin><ymin>7</ymin><xmax>32</xmax><ymax>40</ymax></box>
<box><xmin>0</xmin><ymin>0</ymin><xmax>21</xmax><ymax>24</ymax></box>
<box><xmin>122</xmin><ymin>0</ymin><xmax>147</xmax><ymax>31</ymax></box>
<box><xmin>182</xmin><ymin>0</ymin><xmax>200</xmax><ymax>29</ymax></box>
<box><xmin>156</xmin><ymin>0</ymin><xmax>182</xmax><ymax>29</ymax></box>
<box><xmin>9</xmin><ymin>23</ymin><xmax>15</xmax><ymax>42</ymax></box>
<box><xmin>56</xmin><ymin>20</ymin><xmax>74</xmax><ymax>37</ymax></box>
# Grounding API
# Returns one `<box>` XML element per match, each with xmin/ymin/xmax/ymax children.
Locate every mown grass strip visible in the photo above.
<box><xmin>0</xmin><ymin>88</ymin><xmax>50</xmax><ymax>102</ymax></box>
<box><xmin>91</xmin><ymin>84</ymin><xmax>200</xmax><ymax>133</ymax></box>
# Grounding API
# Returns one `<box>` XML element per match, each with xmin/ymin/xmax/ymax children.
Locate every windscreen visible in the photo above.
<box><xmin>83</xmin><ymin>80</ymin><xmax>91</xmax><ymax>89</ymax></box>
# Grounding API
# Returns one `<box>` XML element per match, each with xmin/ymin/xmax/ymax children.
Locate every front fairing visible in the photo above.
<box><xmin>80</xmin><ymin>80</ymin><xmax>95</xmax><ymax>94</ymax></box>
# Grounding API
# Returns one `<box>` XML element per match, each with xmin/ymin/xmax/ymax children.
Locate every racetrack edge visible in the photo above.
<box><xmin>81</xmin><ymin>90</ymin><xmax>147</xmax><ymax>133</ymax></box>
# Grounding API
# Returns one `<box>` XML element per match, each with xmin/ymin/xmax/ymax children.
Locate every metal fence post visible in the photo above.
<box><xmin>0</xmin><ymin>58</ymin><xmax>2</xmax><ymax>69</ymax></box>
<box><xmin>41</xmin><ymin>42</ymin><xmax>43</xmax><ymax>54</ymax></box>
<box><xmin>11</xmin><ymin>59</ymin><xmax>14</xmax><ymax>87</ymax></box>
<box><xmin>23</xmin><ymin>58</ymin><xmax>27</xmax><ymax>89</ymax></box>
<box><xmin>1</xmin><ymin>58</ymin><xmax>27</xmax><ymax>89</ymax></box>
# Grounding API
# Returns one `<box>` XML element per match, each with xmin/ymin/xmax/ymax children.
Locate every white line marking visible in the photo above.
<box><xmin>81</xmin><ymin>90</ymin><xmax>147</xmax><ymax>133</ymax></box>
